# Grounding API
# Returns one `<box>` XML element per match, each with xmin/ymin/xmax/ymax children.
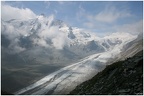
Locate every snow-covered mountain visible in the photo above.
<box><xmin>2</xmin><ymin>15</ymin><xmax>136</xmax><ymax>54</ymax></box>
<box><xmin>1</xmin><ymin>15</ymin><xmax>141</xmax><ymax>94</ymax></box>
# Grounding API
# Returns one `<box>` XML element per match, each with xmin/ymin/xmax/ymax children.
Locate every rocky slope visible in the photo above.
<box><xmin>70</xmin><ymin>50</ymin><xmax>143</xmax><ymax>95</ymax></box>
<box><xmin>1</xmin><ymin>90</ymin><xmax>13</xmax><ymax>95</ymax></box>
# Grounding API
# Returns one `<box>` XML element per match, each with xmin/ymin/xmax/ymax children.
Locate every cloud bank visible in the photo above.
<box><xmin>115</xmin><ymin>20</ymin><xmax>143</xmax><ymax>35</ymax></box>
<box><xmin>1</xmin><ymin>3</ymin><xmax>36</xmax><ymax>21</ymax></box>
<box><xmin>95</xmin><ymin>6</ymin><xmax>131</xmax><ymax>23</ymax></box>
<box><xmin>1</xmin><ymin>3</ymin><xmax>68</xmax><ymax>54</ymax></box>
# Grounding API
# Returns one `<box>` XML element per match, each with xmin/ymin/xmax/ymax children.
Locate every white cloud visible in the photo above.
<box><xmin>8</xmin><ymin>38</ymin><xmax>26</xmax><ymax>54</ymax></box>
<box><xmin>36</xmin><ymin>25</ymin><xmax>67</xmax><ymax>49</ymax></box>
<box><xmin>82</xmin><ymin>5</ymin><xmax>135</xmax><ymax>36</ymax></box>
<box><xmin>95</xmin><ymin>6</ymin><xmax>131</xmax><ymax>23</ymax></box>
<box><xmin>84</xmin><ymin>19</ymin><xmax>143</xmax><ymax>36</ymax></box>
<box><xmin>115</xmin><ymin>20</ymin><xmax>143</xmax><ymax>35</ymax></box>
<box><xmin>52</xmin><ymin>34</ymin><xmax>66</xmax><ymax>50</ymax></box>
<box><xmin>81</xmin><ymin>5</ymin><xmax>132</xmax><ymax>33</ymax></box>
<box><xmin>40</xmin><ymin>27</ymin><xmax>58</xmax><ymax>38</ymax></box>
<box><xmin>2</xmin><ymin>19</ymin><xmax>27</xmax><ymax>54</ymax></box>
<box><xmin>33</xmin><ymin>38</ymin><xmax>50</xmax><ymax>48</ymax></box>
<box><xmin>1</xmin><ymin>3</ymin><xmax>69</xmax><ymax>54</ymax></box>
<box><xmin>11</xmin><ymin>45</ymin><xmax>26</xmax><ymax>54</ymax></box>
<box><xmin>76</xmin><ymin>4</ymin><xmax>86</xmax><ymax>21</ymax></box>
<box><xmin>32</xmin><ymin>15</ymin><xmax>67</xmax><ymax>50</ymax></box>
<box><xmin>2</xmin><ymin>24</ymin><xmax>19</xmax><ymax>40</ymax></box>
<box><xmin>1</xmin><ymin>3</ymin><xmax>36</xmax><ymax>21</ymax></box>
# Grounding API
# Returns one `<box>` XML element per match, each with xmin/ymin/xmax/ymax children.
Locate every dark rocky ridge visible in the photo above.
<box><xmin>1</xmin><ymin>90</ymin><xmax>13</xmax><ymax>95</ymax></box>
<box><xmin>70</xmin><ymin>50</ymin><xmax>143</xmax><ymax>95</ymax></box>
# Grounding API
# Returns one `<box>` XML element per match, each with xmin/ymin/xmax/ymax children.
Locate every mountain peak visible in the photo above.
<box><xmin>40</xmin><ymin>13</ymin><xmax>45</xmax><ymax>17</ymax></box>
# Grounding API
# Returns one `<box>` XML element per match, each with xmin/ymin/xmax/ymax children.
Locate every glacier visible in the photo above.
<box><xmin>14</xmin><ymin>37</ymin><xmax>136</xmax><ymax>95</ymax></box>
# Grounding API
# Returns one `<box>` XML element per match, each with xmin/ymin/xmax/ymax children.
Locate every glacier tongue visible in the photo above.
<box><xmin>14</xmin><ymin>41</ymin><xmax>128</xmax><ymax>95</ymax></box>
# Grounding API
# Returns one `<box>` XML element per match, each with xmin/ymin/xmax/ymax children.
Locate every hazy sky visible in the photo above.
<box><xmin>1</xmin><ymin>1</ymin><xmax>143</xmax><ymax>36</ymax></box>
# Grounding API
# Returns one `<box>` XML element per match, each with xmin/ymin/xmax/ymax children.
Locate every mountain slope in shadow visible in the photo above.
<box><xmin>70</xmin><ymin>50</ymin><xmax>143</xmax><ymax>95</ymax></box>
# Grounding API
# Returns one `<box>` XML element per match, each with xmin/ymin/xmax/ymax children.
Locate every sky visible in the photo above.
<box><xmin>1</xmin><ymin>1</ymin><xmax>143</xmax><ymax>36</ymax></box>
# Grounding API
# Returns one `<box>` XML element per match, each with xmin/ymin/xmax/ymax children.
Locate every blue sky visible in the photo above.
<box><xmin>1</xmin><ymin>1</ymin><xmax>143</xmax><ymax>36</ymax></box>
